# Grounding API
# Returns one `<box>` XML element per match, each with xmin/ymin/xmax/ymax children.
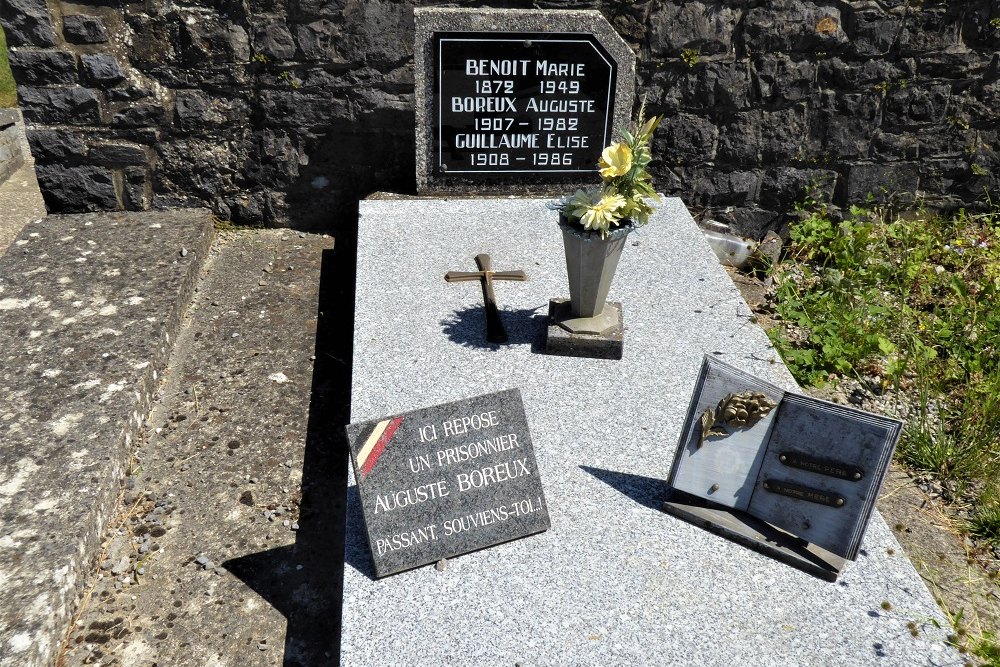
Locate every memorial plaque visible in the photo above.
<box><xmin>664</xmin><ymin>356</ymin><xmax>901</xmax><ymax>579</ymax></box>
<box><xmin>414</xmin><ymin>8</ymin><xmax>636</xmax><ymax>193</ymax></box>
<box><xmin>346</xmin><ymin>389</ymin><xmax>550</xmax><ymax>577</ymax></box>
<box><xmin>434</xmin><ymin>32</ymin><xmax>616</xmax><ymax>178</ymax></box>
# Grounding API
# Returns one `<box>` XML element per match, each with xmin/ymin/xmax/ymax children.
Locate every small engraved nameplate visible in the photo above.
<box><xmin>778</xmin><ymin>452</ymin><xmax>864</xmax><ymax>481</ymax></box>
<box><xmin>762</xmin><ymin>479</ymin><xmax>845</xmax><ymax>508</ymax></box>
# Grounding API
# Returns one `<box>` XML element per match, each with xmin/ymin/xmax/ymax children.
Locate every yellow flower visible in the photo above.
<box><xmin>598</xmin><ymin>142</ymin><xmax>632</xmax><ymax>179</ymax></box>
<box><xmin>578</xmin><ymin>192</ymin><xmax>627</xmax><ymax>237</ymax></box>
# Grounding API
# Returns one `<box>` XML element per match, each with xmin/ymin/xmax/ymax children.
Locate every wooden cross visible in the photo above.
<box><xmin>445</xmin><ymin>253</ymin><xmax>527</xmax><ymax>343</ymax></box>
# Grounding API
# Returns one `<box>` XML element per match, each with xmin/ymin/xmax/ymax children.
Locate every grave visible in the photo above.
<box><xmin>342</xmin><ymin>197</ymin><xmax>958</xmax><ymax>666</ymax></box>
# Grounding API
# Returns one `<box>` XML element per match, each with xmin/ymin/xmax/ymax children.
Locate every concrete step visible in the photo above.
<box><xmin>57</xmin><ymin>229</ymin><xmax>344</xmax><ymax>667</ymax></box>
<box><xmin>0</xmin><ymin>209</ymin><xmax>214</xmax><ymax>666</ymax></box>
<box><xmin>0</xmin><ymin>108</ymin><xmax>47</xmax><ymax>254</ymax></box>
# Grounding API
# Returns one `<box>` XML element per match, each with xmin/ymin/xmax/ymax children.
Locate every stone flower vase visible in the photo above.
<box><xmin>557</xmin><ymin>215</ymin><xmax>630</xmax><ymax>335</ymax></box>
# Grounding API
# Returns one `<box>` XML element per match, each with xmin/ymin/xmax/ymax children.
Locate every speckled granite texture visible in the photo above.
<box><xmin>346</xmin><ymin>198</ymin><xmax>959</xmax><ymax>666</ymax></box>
<box><xmin>0</xmin><ymin>210</ymin><xmax>213</xmax><ymax>666</ymax></box>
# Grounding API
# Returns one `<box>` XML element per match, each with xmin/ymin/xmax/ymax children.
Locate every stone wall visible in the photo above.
<box><xmin>1</xmin><ymin>0</ymin><xmax>998</xmax><ymax>235</ymax></box>
<box><xmin>0</xmin><ymin>108</ymin><xmax>24</xmax><ymax>185</ymax></box>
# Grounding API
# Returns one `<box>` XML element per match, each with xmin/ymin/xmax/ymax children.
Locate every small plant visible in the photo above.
<box><xmin>277</xmin><ymin>71</ymin><xmax>302</xmax><ymax>89</ymax></box>
<box><xmin>553</xmin><ymin>102</ymin><xmax>662</xmax><ymax>238</ymax></box>
<box><xmin>681</xmin><ymin>48</ymin><xmax>700</xmax><ymax>68</ymax></box>
<box><xmin>971</xmin><ymin>163</ymin><xmax>990</xmax><ymax>177</ymax></box>
<box><xmin>251</xmin><ymin>53</ymin><xmax>269</xmax><ymax>64</ymax></box>
<box><xmin>990</xmin><ymin>17</ymin><xmax>1000</xmax><ymax>30</ymax></box>
<box><xmin>949</xmin><ymin>115</ymin><xmax>972</xmax><ymax>130</ymax></box>
<box><xmin>874</xmin><ymin>81</ymin><xmax>890</xmax><ymax>96</ymax></box>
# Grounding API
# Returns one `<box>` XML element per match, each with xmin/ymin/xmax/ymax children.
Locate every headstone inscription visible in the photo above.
<box><xmin>664</xmin><ymin>356</ymin><xmax>901</xmax><ymax>580</ymax></box>
<box><xmin>434</xmin><ymin>32</ymin><xmax>616</xmax><ymax>178</ymax></box>
<box><xmin>414</xmin><ymin>8</ymin><xmax>636</xmax><ymax>193</ymax></box>
<box><xmin>345</xmin><ymin>389</ymin><xmax>550</xmax><ymax>577</ymax></box>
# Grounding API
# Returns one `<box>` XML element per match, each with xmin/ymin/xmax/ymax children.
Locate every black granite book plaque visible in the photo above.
<box><xmin>346</xmin><ymin>389</ymin><xmax>550</xmax><ymax>577</ymax></box>
<box><xmin>664</xmin><ymin>356</ymin><xmax>902</xmax><ymax>581</ymax></box>
<box><xmin>433</xmin><ymin>31</ymin><xmax>616</xmax><ymax>179</ymax></box>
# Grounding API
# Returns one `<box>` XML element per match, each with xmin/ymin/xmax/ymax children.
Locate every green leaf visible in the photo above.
<box><xmin>877</xmin><ymin>337</ymin><xmax>898</xmax><ymax>354</ymax></box>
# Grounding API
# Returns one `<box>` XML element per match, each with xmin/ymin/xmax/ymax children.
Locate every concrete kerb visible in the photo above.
<box><xmin>0</xmin><ymin>209</ymin><xmax>214</xmax><ymax>666</ymax></box>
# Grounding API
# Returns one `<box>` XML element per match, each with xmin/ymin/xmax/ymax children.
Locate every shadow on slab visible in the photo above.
<box><xmin>579</xmin><ymin>465</ymin><xmax>667</xmax><ymax>511</ymax></box>
<box><xmin>440</xmin><ymin>304</ymin><xmax>547</xmax><ymax>351</ymax></box>
<box><xmin>224</xmin><ymin>222</ymin><xmax>355</xmax><ymax>666</ymax></box>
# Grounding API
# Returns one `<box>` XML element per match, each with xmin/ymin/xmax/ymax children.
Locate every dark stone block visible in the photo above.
<box><xmin>35</xmin><ymin>164</ymin><xmax>120</xmax><ymax>211</ymax></box>
<box><xmin>81</xmin><ymin>54</ymin><xmax>126</xmax><ymax>86</ymax></box>
<box><xmin>27</xmin><ymin>129</ymin><xmax>88</xmax><ymax>161</ymax></box>
<box><xmin>687</xmin><ymin>169</ymin><xmax>762</xmax><ymax>207</ymax></box>
<box><xmin>295</xmin><ymin>19</ymin><xmax>345</xmax><ymax>62</ymax></box>
<box><xmin>844</xmin><ymin>162</ymin><xmax>919</xmax><ymax>204</ymax></box>
<box><xmin>62</xmin><ymin>14</ymin><xmax>109</xmax><ymax>44</ymax></box>
<box><xmin>897</xmin><ymin>7</ymin><xmax>963</xmax><ymax>55</ymax></box>
<box><xmin>882</xmin><ymin>84</ymin><xmax>950</xmax><ymax>126</ymax></box>
<box><xmin>816</xmin><ymin>57</ymin><xmax>911</xmax><ymax>89</ymax></box>
<box><xmin>8</xmin><ymin>48</ymin><xmax>77</xmax><ymax>85</ymax></box>
<box><xmin>656</xmin><ymin>113</ymin><xmax>718</xmax><ymax>165</ymax></box>
<box><xmin>717</xmin><ymin>107</ymin><xmax>806</xmax><ymax>163</ymax></box>
<box><xmin>111</xmin><ymin>103</ymin><xmax>166</xmax><ymax>128</ymax></box>
<box><xmin>743</xmin><ymin>2</ymin><xmax>848</xmax><ymax>54</ymax></box>
<box><xmin>761</xmin><ymin>168</ymin><xmax>838</xmax><ymax>210</ymax></box>
<box><xmin>257</xmin><ymin>89</ymin><xmax>350</xmax><ymax>130</ymax></box>
<box><xmin>89</xmin><ymin>142</ymin><xmax>153</xmax><ymax>167</ymax></box>
<box><xmin>107</xmin><ymin>83</ymin><xmax>152</xmax><ymax>102</ymax></box>
<box><xmin>870</xmin><ymin>131</ymin><xmax>919</xmax><ymax>161</ymax></box>
<box><xmin>176</xmin><ymin>12</ymin><xmax>250</xmax><ymax>65</ymax></box>
<box><xmin>752</xmin><ymin>54</ymin><xmax>816</xmax><ymax>103</ymax></box>
<box><xmin>294</xmin><ymin>0</ymin><xmax>345</xmax><ymax>16</ymax></box>
<box><xmin>19</xmin><ymin>86</ymin><xmax>104</xmax><ymax>125</ymax></box>
<box><xmin>810</xmin><ymin>92</ymin><xmax>878</xmax><ymax>160</ymax></box>
<box><xmin>252</xmin><ymin>21</ymin><xmax>297</xmax><ymax>60</ymax></box>
<box><xmin>338</xmin><ymin>0</ymin><xmax>414</xmax><ymax>67</ymax></box>
<box><xmin>173</xmin><ymin>89</ymin><xmax>210</xmax><ymax>121</ymax></box>
<box><xmin>647</xmin><ymin>2</ymin><xmax>741</xmax><ymax>56</ymax></box>
<box><xmin>844</xmin><ymin>10</ymin><xmax>902</xmax><ymax>57</ymax></box>
<box><xmin>715</xmin><ymin>207</ymin><xmax>782</xmax><ymax>240</ymax></box>
<box><xmin>0</xmin><ymin>0</ymin><xmax>57</xmax><ymax>46</ymax></box>
<box><xmin>713</xmin><ymin>112</ymin><xmax>759</xmax><ymax>163</ymax></box>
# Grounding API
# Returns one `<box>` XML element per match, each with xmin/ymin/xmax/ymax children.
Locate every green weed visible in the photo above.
<box><xmin>681</xmin><ymin>48</ymin><xmax>700</xmax><ymax>68</ymax></box>
<box><xmin>769</xmin><ymin>200</ymin><xmax>1000</xmax><ymax>537</ymax></box>
<box><xmin>0</xmin><ymin>26</ymin><xmax>17</xmax><ymax>108</ymax></box>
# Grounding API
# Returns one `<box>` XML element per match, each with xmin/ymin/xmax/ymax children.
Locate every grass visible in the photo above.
<box><xmin>0</xmin><ymin>25</ymin><xmax>17</xmax><ymax>108</ymax></box>
<box><xmin>768</xmin><ymin>201</ymin><xmax>1000</xmax><ymax>488</ymax></box>
<box><xmin>767</xmin><ymin>198</ymin><xmax>1000</xmax><ymax>664</ymax></box>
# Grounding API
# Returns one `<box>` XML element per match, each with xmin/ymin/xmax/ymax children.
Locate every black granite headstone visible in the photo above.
<box><xmin>346</xmin><ymin>389</ymin><xmax>550</xmax><ymax>577</ymax></box>
<box><xmin>433</xmin><ymin>32</ymin><xmax>616</xmax><ymax>181</ymax></box>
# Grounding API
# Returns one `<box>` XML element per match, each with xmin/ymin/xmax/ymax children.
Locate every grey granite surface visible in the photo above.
<box><xmin>346</xmin><ymin>197</ymin><xmax>958</xmax><ymax>666</ymax></box>
<box><xmin>0</xmin><ymin>210</ymin><xmax>213</xmax><ymax>666</ymax></box>
<box><xmin>414</xmin><ymin>8</ymin><xmax>636</xmax><ymax>194</ymax></box>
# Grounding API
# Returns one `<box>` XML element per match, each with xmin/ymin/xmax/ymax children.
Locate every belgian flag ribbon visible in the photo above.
<box><xmin>356</xmin><ymin>416</ymin><xmax>404</xmax><ymax>482</ymax></box>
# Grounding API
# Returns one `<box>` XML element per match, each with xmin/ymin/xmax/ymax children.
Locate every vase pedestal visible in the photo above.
<box><xmin>545</xmin><ymin>298</ymin><xmax>624</xmax><ymax>360</ymax></box>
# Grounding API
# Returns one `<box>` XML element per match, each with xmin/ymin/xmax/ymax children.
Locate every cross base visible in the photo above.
<box><xmin>545</xmin><ymin>298</ymin><xmax>624</xmax><ymax>360</ymax></box>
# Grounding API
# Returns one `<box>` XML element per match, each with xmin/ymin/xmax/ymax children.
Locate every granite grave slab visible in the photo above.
<box><xmin>414</xmin><ymin>8</ymin><xmax>635</xmax><ymax>194</ymax></box>
<box><xmin>343</xmin><ymin>197</ymin><xmax>959</xmax><ymax>666</ymax></box>
<box><xmin>346</xmin><ymin>389</ymin><xmax>549</xmax><ymax>577</ymax></box>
